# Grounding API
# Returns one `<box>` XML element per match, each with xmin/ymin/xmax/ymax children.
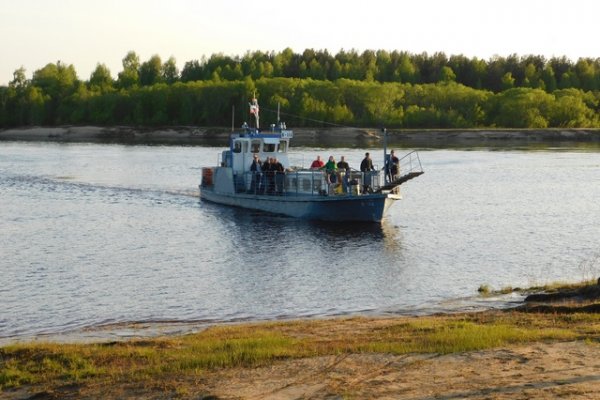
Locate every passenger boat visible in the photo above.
<box><xmin>199</xmin><ymin>98</ymin><xmax>423</xmax><ymax>222</ymax></box>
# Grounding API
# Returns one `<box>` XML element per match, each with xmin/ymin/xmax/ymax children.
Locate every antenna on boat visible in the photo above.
<box><xmin>277</xmin><ymin>102</ymin><xmax>281</xmax><ymax>124</ymax></box>
<box><xmin>382</xmin><ymin>127</ymin><xmax>388</xmax><ymax>184</ymax></box>
<box><xmin>231</xmin><ymin>105</ymin><xmax>235</xmax><ymax>132</ymax></box>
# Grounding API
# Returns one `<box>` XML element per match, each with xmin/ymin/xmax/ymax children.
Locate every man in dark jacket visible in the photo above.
<box><xmin>337</xmin><ymin>156</ymin><xmax>349</xmax><ymax>170</ymax></box>
<box><xmin>360</xmin><ymin>152</ymin><xmax>374</xmax><ymax>172</ymax></box>
<box><xmin>249</xmin><ymin>154</ymin><xmax>262</xmax><ymax>193</ymax></box>
<box><xmin>360</xmin><ymin>152</ymin><xmax>375</xmax><ymax>193</ymax></box>
<box><xmin>273</xmin><ymin>158</ymin><xmax>285</xmax><ymax>195</ymax></box>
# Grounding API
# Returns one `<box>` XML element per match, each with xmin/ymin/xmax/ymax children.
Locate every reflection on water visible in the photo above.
<box><xmin>1</xmin><ymin>141</ymin><xmax>599</xmax><ymax>341</ymax></box>
<box><xmin>204</xmin><ymin>204</ymin><xmax>405</xmax><ymax>268</ymax></box>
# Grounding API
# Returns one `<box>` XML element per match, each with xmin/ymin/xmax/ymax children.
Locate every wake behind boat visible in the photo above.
<box><xmin>199</xmin><ymin>97</ymin><xmax>423</xmax><ymax>222</ymax></box>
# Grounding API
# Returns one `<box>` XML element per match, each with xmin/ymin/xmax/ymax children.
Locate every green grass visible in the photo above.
<box><xmin>364</xmin><ymin>319</ymin><xmax>575</xmax><ymax>354</ymax></box>
<box><xmin>1</xmin><ymin>311</ymin><xmax>599</xmax><ymax>391</ymax></box>
<box><xmin>0</xmin><ymin>328</ymin><xmax>306</xmax><ymax>389</ymax></box>
<box><xmin>526</xmin><ymin>279</ymin><xmax>598</xmax><ymax>293</ymax></box>
<box><xmin>478</xmin><ymin>279</ymin><xmax>599</xmax><ymax>296</ymax></box>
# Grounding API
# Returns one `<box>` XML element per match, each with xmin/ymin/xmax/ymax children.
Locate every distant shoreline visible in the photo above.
<box><xmin>1</xmin><ymin>125</ymin><xmax>600</xmax><ymax>147</ymax></box>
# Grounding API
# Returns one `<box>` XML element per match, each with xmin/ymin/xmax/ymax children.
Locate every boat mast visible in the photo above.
<box><xmin>231</xmin><ymin>105</ymin><xmax>235</xmax><ymax>132</ymax></box>
<box><xmin>382</xmin><ymin>127</ymin><xmax>388</xmax><ymax>183</ymax></box>
<box><xmin>277</xmin><ymin>102</ymin><xmax>281</xmax><ymax>125</ymax></box>
<box><xmin>249</xmin><ymin>93</ymin><xmax>260</xmax><ymax>129</ymax></box>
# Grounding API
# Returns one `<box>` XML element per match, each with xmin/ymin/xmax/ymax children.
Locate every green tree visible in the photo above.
<box><xmin>491</xmin><ymin>88</ymin><xmax>553</xmax><ymax>128</ymax></box>
<box><xmin>181</xmin><ymin>60</ymin><xmax>204</xmax><ymax>82</ymax></box>
<box><xmin>162</xmin><ymin>56</ymin><xmax>179</xmax><ymax>84</ymax></box>
<box><xmin>550</xmin><ymin>89</ymin><xmax>597</xmax><ymax>127</ymax></box>
<box><xmin>5</xmin><ymin>67</ymin><xmax>46</xmax><ymax>125</ymax></box>
<box><xmin>501</xmin><ymin>72</ymin><xmax>515</xmax><ymax>90</ymax></box>
<box><xmin>10</xmin><ymin>67</ymin><xmax>28</xmax><ymax>90</ymax></box>
<box><xmin>31</xmin><ymin>61</ymin><xmax>79</xmax><ymax>124</ymax></box>
<box><xmin>392</xmin><ymin>53</ymin><xmax>417</xmax><ymax>83</ymax></box>
<box><xmin>273</xmin><ymin>47</ymin><xmax>295</xmax><ymax>77</ymax></box>
<box><xmin>549</xmin><ymin>56</ymin><xmax>573</xmax><ymax>86</ymax></box>
<box><xmin>523</xmin><ymin>63</ymin><xmax>539</xmax><ymax>88</ymax></box>
<box><xmin>439</xmin><ymin>66</ymin><xmax>456</xmax><ymax>82</ymax></box>
<box><xmin>139</xmin><ymin>55</ymin><xmax>163</xmax><ymax>86</ymax></box>
<box><xmin>541</xmin><ymin>65</ymin><xmax>557</xmax><ymax>92</ymax></box>
<box><xmin>89</xmin><ymin>63</ymin><xmax>113</xmax><ymax>92</ymax></box>
<box><xmin>575</xmin><ymin>58</ymin><xmax>598</xmax><ymax>91</ymax></box>
<box><xmin>117</xmin><ymin>51</ymin><xmax>140</xmax><ymax>88</ymax></box>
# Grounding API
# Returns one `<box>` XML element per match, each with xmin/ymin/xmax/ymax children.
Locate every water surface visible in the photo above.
<box><xmin>1</xmin><ymin>142</ymin><xmax>598</xmax><ymax>342</ymax></box>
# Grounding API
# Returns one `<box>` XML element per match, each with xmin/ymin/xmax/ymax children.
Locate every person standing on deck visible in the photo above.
<box><xmin>385</xmin><ymin>150</ymin><xmax>400</xmax><ymax>182</ymax></box>
<box><xmin>261</xmin><ymin>157</ymin><xmax>271</xmax><ymax>194</ymax></box>
<box><xmin>360</xmin><ymin>152</ymin><xmax>374</xmax><ymax>172</ymax></box>
<box><xmin>337</xmin><ymin>156</ymin><xmax>350</xmax><ymax>193</ymax></box>
<box><xmin>323</xmin><ymin>155</ymin><xmax>338</xmax><ymax>184</ymax></box>
<box><xmin>390</xmin><ymin>150</ymin><xmax>400</xmax><ymax>181</ymax></box>
<box><xmin>249</xmin><ymin>154</ymin><xmax>262</xmax><ymax>193</ymax></box>
<box><xmin>273</xmin><ymin>157</ymin><xmax>285</xmax><ymax>195</ymax></box>
<box><xmin>360</xmin><ymin>152</ymin><xmax>375</xmax><ymax>193</ymax></box>
<box><xmin>337</xmin><ymin>156</ymin><xmax>349</xmax><ymax>171</ymax></box>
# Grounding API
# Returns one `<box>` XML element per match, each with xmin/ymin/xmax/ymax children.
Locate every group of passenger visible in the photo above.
<box><xmin>310</xmin><ymin>155</ymin><xmax>350</xmax><ymax>172</ymax></box>
<box><xmin>311</xmin><ymin>151</ymin><xmax>400</xmax><ymax>193</ymax></box>
<box><xmin>249</xmin><ymin>154</ymin><xmax>284</xmax><ymax>195</ymax></box>
<box><xmin>310</xmin><ymin>154</ymin><xmax>355</xmax><ymax>193</ymax></box>
<box><xmin>249</xmin><ymin>150</ymin><xmax>400</xmax><ymax>196</ymax></box>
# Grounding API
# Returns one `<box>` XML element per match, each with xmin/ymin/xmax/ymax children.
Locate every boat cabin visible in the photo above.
<box><xmin>221</xmin><ymin>122</ymin><xmax>292</xmax><ymax>174</ymax></box>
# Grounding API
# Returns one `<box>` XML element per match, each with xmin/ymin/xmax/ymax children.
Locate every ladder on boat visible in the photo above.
<box><xmin>375</xmin><ymin>150</ymin><xmax>424</xmax><ymax>193</ymax></box>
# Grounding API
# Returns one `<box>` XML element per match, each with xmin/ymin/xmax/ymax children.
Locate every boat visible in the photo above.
<box><xmin>199</xmin><ymin>97</ymin><xmax>423</xmax><ymax>222</ymax></box>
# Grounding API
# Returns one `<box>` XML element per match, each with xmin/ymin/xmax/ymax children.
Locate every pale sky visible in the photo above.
<box><xmin>1</xmin><ymin>0</ymin><xmax>598</xmax><ymax>85</ymax></box>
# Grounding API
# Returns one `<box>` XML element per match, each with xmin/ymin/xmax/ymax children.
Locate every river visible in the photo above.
<box><xmin>1</xmin><ymin>141</ymin><xmax>598</xmax><ymax>343</ymax></box>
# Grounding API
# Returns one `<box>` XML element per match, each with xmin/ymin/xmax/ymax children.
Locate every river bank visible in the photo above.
<box><xmin>2</xmin><ymin>309</ymin><xmax>600</xmax><ymax>399</ymax></box>
<box><xmin>2</xmin><ymin>280</ymin><xmax>600</xmax><ymax>399</ymax></box>
<box><xmin>1</xmin><ymin>125</ymin><xmax>600</xmax><ymax>147</ymax></box>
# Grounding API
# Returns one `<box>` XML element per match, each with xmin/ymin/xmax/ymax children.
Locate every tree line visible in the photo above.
<box><xmin>1</xmin><ymin>49</ymin><xmax>600</xmax><ymax>129</ymax></box>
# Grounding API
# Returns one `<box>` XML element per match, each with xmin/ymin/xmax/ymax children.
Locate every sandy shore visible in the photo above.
<box><xmin>4</xmin><ymin>315</ymin><xmax>600</xmax><ymax>399</ymax></box>
<box><xmin>1</xmin><ymin>125</ymin><xmax>600</xmax><ymax>147</ymax></box>
<box><xmin>192</xmin><ymin>339</ymin><xmax>600</xmax><ymax>400</ymax></box>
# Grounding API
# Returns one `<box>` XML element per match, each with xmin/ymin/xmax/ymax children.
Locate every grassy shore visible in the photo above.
<box><xmin>2</xmin><ymin>282</ymin><xmax>600</xmax><ymax>399</ymax></box>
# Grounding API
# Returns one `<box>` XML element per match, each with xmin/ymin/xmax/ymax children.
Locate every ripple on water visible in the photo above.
<box><xmin>0</xmin><ymin>143</ymin><xmax>599</xmax><ymax>340</ymax></box>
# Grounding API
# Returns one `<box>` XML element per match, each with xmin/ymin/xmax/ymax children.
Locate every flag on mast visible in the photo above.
<box><xmin>249</xmin><ymin>95</ymin><xmax>260</xmax><ymax>128</ymax></box>
<box><xmin>249</xmin><ymin>97</ymin><xmax>259</xmax><ymax>115</ymax></box>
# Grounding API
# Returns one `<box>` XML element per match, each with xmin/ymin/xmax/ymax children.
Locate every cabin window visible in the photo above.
<box><xmin>251</xmin><ymin>140</ymin><xmax>261</xmax><ymax>153</ymax></box>
<box><xmin>242</xmin><ymin>141</ymin><xmax>249</xmax><ymax>153</ymax></box>
<box><xmin>278</xmin><ymin>141</ymin><xmax>287</xmax><ymax>153</ymax></box>
<box><xmin>287</xmin><ymin>177</ymin><xmax>298</xmax><ymax>192</ymax></box>
<box><xmin>263</xmin><ymin>143</ymin><xmax>275</xmax><ymax>152</ymax></box>
<box><xmin>301</xmin><ymin>178</ymin><xmax>311</xmax><ymax>191</ymax></box>
<box><xmin>233</xmin><ymin>141</ymin><xmax>242</xmax><ymax>153</ymax></box>
<box><xmin>313</xmin><ymin>177</ymin><xmax>323</xmax><ymax>191</ymax></box>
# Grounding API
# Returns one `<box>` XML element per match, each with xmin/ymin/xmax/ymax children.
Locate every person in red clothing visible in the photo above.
<box><xmin>310</xmin><ymin>155</ymin><xmax>325</xmax><ymax>169</ymax></box>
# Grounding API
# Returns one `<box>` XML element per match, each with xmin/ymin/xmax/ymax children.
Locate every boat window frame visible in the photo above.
<box><xmin>278</xmin><ymin>140</ymin><xmax>288</xmax><ymax>153</ymax></box>
<box><xmin>233</xmin><ymin>140</ymin><xmax>242</xmax><ymax>153</ymax></box>
<box><xmin>263</xmin><ymin>143</ymin><xmax>276</xmax><ymax>153</ymax></box>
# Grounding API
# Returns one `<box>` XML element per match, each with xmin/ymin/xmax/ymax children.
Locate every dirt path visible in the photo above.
<box><xmin>199</xmin><ymin>341</ymin><xmax>600</xmax><ymax>399</ymax></box>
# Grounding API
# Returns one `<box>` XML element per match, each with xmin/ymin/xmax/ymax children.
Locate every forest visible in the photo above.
<box><xmin>1</xmin><ymin>48</ymin><xmax>600</xmax><ymax>129</ymax></box>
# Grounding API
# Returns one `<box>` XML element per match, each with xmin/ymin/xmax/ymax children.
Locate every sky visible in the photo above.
<box><xmin>1</xmin><ymin>0</ymin><xmax>599</xmax><ymax>85</ymax></box>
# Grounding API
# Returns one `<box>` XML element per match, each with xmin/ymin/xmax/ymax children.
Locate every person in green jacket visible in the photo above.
<box><xmin>323</xmin><ymin>155</ymin><xmax>338</xmax><ymax>184</ymax></box>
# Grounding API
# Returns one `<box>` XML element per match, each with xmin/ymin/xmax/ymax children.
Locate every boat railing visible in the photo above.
<box><xmin>398</xmin><ymin>150</ymin><xmax>424</xmax><ymax>176</ymax></box>
<box><xmin>376</xmin><ymin>150</ymin><xmax>424</xmax><ymax>192</ymax></box>
<box><xmin>237</xmin><ymin>168</ymin><xmax>385</xmax><ymax>196</ymax></box>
